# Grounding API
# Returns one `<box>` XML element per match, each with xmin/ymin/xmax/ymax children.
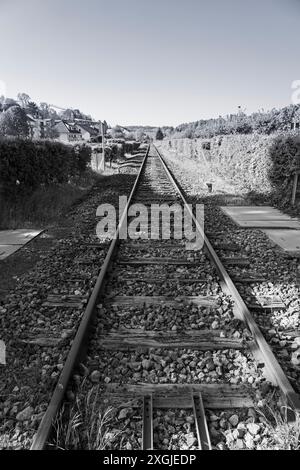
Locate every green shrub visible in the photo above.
<box><xmin>207</xmin><ymin>134</ymin><xmax>300</xmax><ymax>197</ymax></box>
<box><xmin>73</xmin><ymin>144</ymin><xmax>92</xmax><ymax>175</ymax></box>
<box><xmin>0</xmin><ymin>139</ymin><xmax>92</xmax><ymax>199</ymax></box>
<box><xmin>124</xmin><ymin>141</ymin><xmax>140</xmax><ymax>153</ymax></box>
<box><xmin>160</xmin><ymin>134</ymin><xmax>300</xmax><ymax>203</ymax></box>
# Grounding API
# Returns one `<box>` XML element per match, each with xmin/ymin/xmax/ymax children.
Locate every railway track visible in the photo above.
<box><xmin>31</xmin><ymin>145</ymin><xmax>300</xmax><ymax>450</ymax></box>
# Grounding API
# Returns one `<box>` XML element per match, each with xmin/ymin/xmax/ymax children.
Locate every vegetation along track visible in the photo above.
<box><xmin>31</xmin><ymin>145</ymin><xmax>300</xmax><ymax>450</ymax></box>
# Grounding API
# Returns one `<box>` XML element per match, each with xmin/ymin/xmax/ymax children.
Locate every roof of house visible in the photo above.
<box><xmin>64</xmin><ymin>121</ymin><xmax>81</xmax><ymax>134</ymax></box>
<box><xmin>76</xmin><ymin>123</ymin><xmax>98</xmax><ymax>136</ymax></box>
<box><xmin>26</xmin><ymin>114</ymin><xmax>36</xmax><ymax>122</ymax></box>
<box><xmin>27</xmin><ymin>114</ymin><xmax>52</xmax><ymax>124</ymax></box>
<box><xmin>54</xmin><ymin>120</ymin><xmax>81</xmax><ymax>134</ymax></box>
<box><xmin>74</xmin><ymin>118</ymin><xmax>95</xmax><ymax>124</ymax></box>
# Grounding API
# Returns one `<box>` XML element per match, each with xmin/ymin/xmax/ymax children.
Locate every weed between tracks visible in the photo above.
<box><xmin>51</xmin><ymin>383</ymin><xmax>138</xmax><ymax>450</ymax></box>
<box><xmin>51</xmin><ymin>383</ymin><xmax>300</xmax><ymax>450</ymax></box>
<box><xmin>53</xmin><ymin>404</ymin><xmax>121</xmax><ymax>450</ymax></box>
<box><xmin>217</xmin><ymin>405</ymin><xmax>300</xmax><ymax>450</ymax></box>
<box><xmin>256</xmin><ymin>406</ymin><xmax>300</xmax><ymax>450</ymax></box>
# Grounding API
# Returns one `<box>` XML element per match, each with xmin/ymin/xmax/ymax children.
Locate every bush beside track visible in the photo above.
<box><xmin>159</xmin><ymin>134</ymin><xmax>300</xmax><ymax>206</ymax></box>
<box><xmin>0</xmin><ymin>139</ymin><xmax>92</xmax><ymax>198</ymax></box>
<box><xmin>105</xmin><ymin>140</ymin><xmax>141</xmax><ymax>163</ymax></box>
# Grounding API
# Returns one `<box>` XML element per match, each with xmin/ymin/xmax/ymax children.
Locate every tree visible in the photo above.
<box><xmin>3</xmin><ymin>98</ymin><xmax>18</xmax><ymax>111</ymax></box>
<box><xmin>61</xmin><ymin>108</ymin><xmax>74</xmax><ymax>120</ymax></box>
<box><xmin>156</xmin><ymin>128</ymin><xmax>164</xmax><ymax>140</ymax></box>
<box><xmin>0</xmin><ymin>106</ymin><xmax>29</xmax><ymax>138</ymax></box>
<box><xmin>49</xmin><ymin>108</ymin><xmax>59</xmax><ymax>120</ymax></box>
<box><xmin>39</xmin><ymin>102</ymin><xmax>50</xmax><ymax>119</ymax></box>
<box><xmin>125</xmin><ymin>132</ymin><xmax>135</xmax><ymax>140</ymax></box>
<box><xmin>17</xmin><ymin>93</ymin><xmax>31</xmax><ymax>108</ymax></box>
<box><xmin>44</xmin><ymin>124</ymin><xmax>59</xmax><ymax>140</ymax></box>
<box><xmin>27</xmin><ymin>101</ymin><xmax>40</xmax><ymax>118</ymax></box>
<box><xmin>0</xmin><ymin>95</ymin><xmax>5</xmax><ymax>112</ymax></box>
<box><xmin>135</xmin><ymin>129</ymin><xmax>145</xmax><ymax>141</ymax></box>
<box><xmin>73</xmin><ymin>109</ymin><xmax>84</xmax><ymax>119</ymax></box>
<box><xmin>111</xmin><ymin>125</ymin><xmax>125</xmax><ymax>139</ymax></box>
<box><xmin>102</xmin><ymin>120</ymin><xmax>108</xmax><ymax>134</ymax></box>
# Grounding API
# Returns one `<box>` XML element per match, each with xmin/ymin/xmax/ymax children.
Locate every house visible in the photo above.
<box><xmin>291</xmin><ymin>120</ymin><xmax>300</xmax><ymax>130</ymax></box>
<box><xmin>27</xmin><ymin>115</ymin><xmax>105</xmax><ymax>143</ymax></box>
<box><xmin>53</xmin><ymin>120</ymin><xmax>82</xmax><ymax>143</ymax></box>
<box><xmin>27</xmin><ymin>115</ymin><xmax>52</xmax><ymax>139</ymax></box>
<box><xmin>75</xmin><ymin>123</ymin><xmax>98</xmax><ymax>141</ymax></box>
<box><xmin>291</xmin><ymin>112</ymin><xmax>300</xmax><ymax>131</ymax></box>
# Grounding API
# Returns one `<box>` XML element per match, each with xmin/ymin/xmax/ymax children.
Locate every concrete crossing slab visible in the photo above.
<box><xmin>235</xmin><ymin>220</ymin><xmax>300</xmax><ymax>229</ymax></box>
<box><xmin>0</xmin><ymin>229</ymin><xmax>42</xmax><ymax>246</ymax></box>
<box><xmin>0</xmin><ymin>229</ymin><xmax>43</xmax><ymax>260</ymax></box>
<box><xmin>263</xmin><ymin>230</ymin><xmax>300</xmax><ymax>253</ymax></box>
<box><xmin>0</xmin><ymin>245</ymin><xmax>23</xmax><ymax>260</ymax></box>
<box><xmin>229</xmin><ymin>214</ymin><xmax>293</xmax><ymax>221</ymax></box>
<box><xmin>220</xmin><ymin>206</ymin><xmax>300</xmax><ymax>229</ymax></box>
<box><xmin>222</xmin><ymin>206</ymin><xmax>283</xmax><ymax>216</ymax></box>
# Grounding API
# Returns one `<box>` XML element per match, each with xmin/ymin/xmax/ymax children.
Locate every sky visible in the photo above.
<box><xmin>0</xmin><ymin>0</ymin><xmax>300</xmax><ymax>126</ymax></box>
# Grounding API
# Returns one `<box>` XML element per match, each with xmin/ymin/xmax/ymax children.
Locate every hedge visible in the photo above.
<box><xmin>0</xmin><ymin>139</ymin><xmax>92</xmax><ymax>198</ymax></box>
<box><xmin>124</xmin><ymin>141</ymin><xmax>140</xmax><ymax>154</ymax></box>
<box><xmin>105</xmin><ymin>140</ymin><xmax>140</xmax><ymax>161</ymax></box>
<box><xmin>159</xmin><ymin>134</ymin><xmax>300</xmax><ymax>202</ymax></box>
<box><xmin>208</xmin><ymin>134</ymin><xmax>300</xmax><ymax>197</ymax></box>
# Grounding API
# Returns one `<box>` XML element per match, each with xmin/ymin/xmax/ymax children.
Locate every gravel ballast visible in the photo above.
<box><xmin>161</xmin><ymin>151</ymin><xmax>300</xmax><ymax>395</ymax></box>
<box><xmin>0</xmin><ymin>171</ymin><xmax>138</xmax><ymax>449</ymax></box>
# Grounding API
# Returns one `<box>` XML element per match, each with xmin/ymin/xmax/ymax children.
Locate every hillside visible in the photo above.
<box><xmin>126</xmin><ymin>125</ymin><xmax>174</xmax><ymax>140</ymax></box>
<box><xmin>125</xmin><ymin>104</ymin><xmax>300</xmax><ymax>141</ymax></box>
<box><xmin>169</xmin><ymin>104</ymin><xmax>300</xmax><ymax>139</ymax></box>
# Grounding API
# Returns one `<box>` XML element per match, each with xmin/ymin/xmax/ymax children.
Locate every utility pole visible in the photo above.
<box><xmin>99</xmin><ymin>120</ymin><xmax>105</xmax><ymax>171</ymax></box>
<box><xmin>292</xmin><ymin>173</ymin><xmax>299</xmax><ymax>206</ymax></box>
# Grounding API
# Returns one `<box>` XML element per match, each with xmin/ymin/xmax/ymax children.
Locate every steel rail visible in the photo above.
<box><xmin>154</xmin><ymin>145</ymin><xmax>300</xmax><ymax>414</ymax></box>
<box><xmin>142</xmin><ymin>395</ymin><xmax>153</xmax><ymax>450</ymax></box>
<box><xmin>192</xmin><ymin>393</ymin><xmax>212</xmax><ymax>450</ymax></box>
<box><xmin>30</xmin><ymin>145</ymin><xmax>150</xmax><ymax>450</ymax></box>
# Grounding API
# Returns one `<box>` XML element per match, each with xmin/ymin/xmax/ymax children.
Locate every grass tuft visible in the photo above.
<box><xmin>0</xmin><ymin>170</ymin><xmax>101</xmax><ymax>229</ymax></box>
<box><xmin>257</xmin><ymin>406</ymin><xmax>300</xmax><ymax>450</ymax></box>
<box><xmin>51</xmin><ymin>384</ymin><xmax>124</xmax><ymax>450</ymax></box>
